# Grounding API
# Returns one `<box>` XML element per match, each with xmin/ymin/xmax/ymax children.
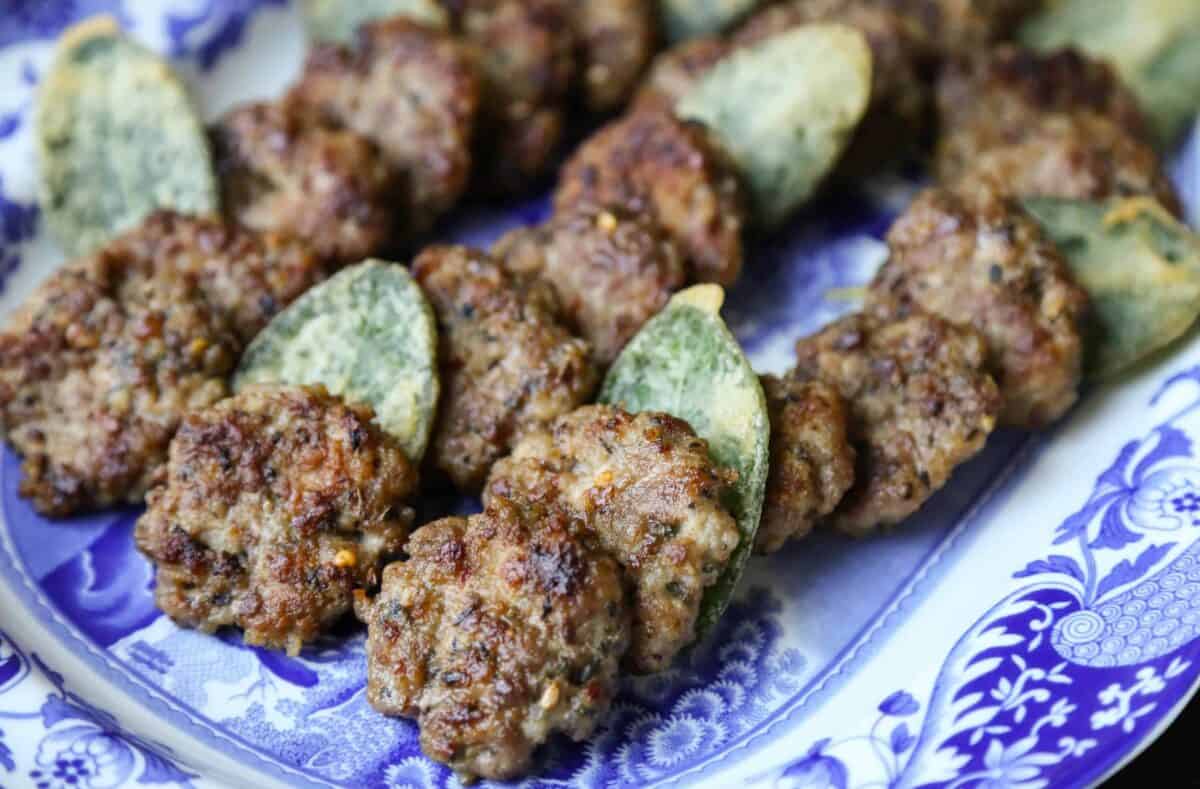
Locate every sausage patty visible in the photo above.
<box><xmin>135</xmin><ymin>383</ymin><xmax>417</xmax><ymax>654</ymax></box>
<box><xmin>413</xmin><ymin>245</ymin><xmax>598</xmax><ymax>491</ymax></box>
<box><xmin>358</xmin><ymin>497</ymin><xmax>629</xmax><ymax>781</ymax></box>
<box><xmin>555</xmin><ymin>108</ymin><xmax>745</xmax><ymax>285</ymax></box>
<box><xmin>569</xmin><ymin>0</ymin><xmax>658</xmax><ymax>113</ymax></box>
<box><xmin>792</xmin><ymin>312</ymin><xmax>1001</xmax><ymax>536</ymax></box>
<box><xmin>757</xmin><ymin>375</ymin><xmax>856</xmax><ymax>553</ymax></box>
<box><xmin>871</xmin><ymin>186</ymin><xmax>1089</xmax><ymax>428</ymax></box>
<box><xmin>633</xmin><ymin>35</ymin><xmax>731</xmax><ymax>114</ymax></box>
<box><xmin>212</xmin><ymin>101</ymin><xmax>399</xmax><ymax>263</ymax></box>
<box><xmin>0</xmin><ymin>212</ymin><xmax>324</xmax><ymax>516</ymax></box>
<box><xmin>486</xmin><ymin>404</ymin><xmax>739</xmax><ymax>672</ymax></box>
<box><xmin>492</xmin><ymin>204</ymin><xmax>686</xmax><ymax>364</ymax></box>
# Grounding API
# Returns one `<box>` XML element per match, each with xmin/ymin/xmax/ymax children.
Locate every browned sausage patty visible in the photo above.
<box><xmin>211</xmin><ymin>101</ymin><xmax>399</xmax><ymax>264</ymax></box>
<box><xmin>633</xmin><ymin>35</ymin><xmax>731</xmax><ymax>114</ymax></box>
<box><xmin>0</xmin><ymin>212</ymin><xmax>324</xmax><ymax>516</ymax></box>
<box><xmin>287</xmin><ymin>18</ymin><xmax>480</xmax><ymax>236</ymax></box>
<box><xmin>757</xmin><ymin>375</ymin><xmax>855</xmax><ymax>553</ymax></box>
<box><xmin>492</xmin><ymin>205</ymin><xmax>686</xmax><ymax>364</ymax></box>
<box><xmin>446</xmin><ymin>0</ymin><xmax>576</xmax><ymax>193</ymax></box>
<box><xmin>358</xmin><ymin>497</ymin><xmax>629</xmax><ymax>781</ymax></box>
<box><xmin>413</xmin><ymin>245</ymin><xmax>598</xmax><ymax>492</ymax></box>
<box><xmin>555</xmin><ymin>108</ymin><xmax>745</xmax><ymax>285</ymax></box>
<box><xmin>870</xmin><ymin>186</ymin><xmax>1089</xmax><ymax>429</ymax></box>
<box><xmin>935</xmin><ymin>46</ymin><xmax>1153</xmax><ymax>185</ymax></box>
<box><xmin>135</xmin><ymin>384</ymin><xmax>416</xmax><ymax>654</ymax></box>
<box><xmin>885</xmin><ymin>0</ymin><xmax>1040</xmax><ymax>52</ymax></box>
<box><xmin>486</xmin><ymin>404</ymin><xmax>739</xmax><ymax>672</ymax></box>
<box><xmin>569</xmin><ymin>0</ymin><xmax>658</xmax><ymax>113</ymax></box>
<box><xmin>793</xmin><ymin>312</ymin><xmax>1001</xmax><ymax>536</ymax></box>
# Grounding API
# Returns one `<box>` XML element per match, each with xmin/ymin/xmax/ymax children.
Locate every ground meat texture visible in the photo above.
<box><xmin>870</xmin><ymin>187</ymin><xmax>1089</xmax><ymax>429</ymax></box>
<box><xmin>446</xmin><ymin>0</ymin><xmax>576</xmax><ymax>193</ymax></box>
<box><xmin>756</xmin><ymin>376</ymin><xmax>855</xmax><ymax>553</ymax></box>
<box><xmin>792</xmin><ymin>312</ymin><xmax>1001</xmax><ymax>537</ymax></box>
<box><xmin>413</xmin><ymin>245</ymin><xmax>599</xmax><ymax>492</ymax></box>
<box><xmin>952</xmin><ymin>112</ymin><xmax>1184</xmax><ymax>218</ymax></box>
<box><xmin>211</xmin><ymin>101</ymin><xmax>399</xmax><ymax>264</ymax></box>
<box><xmin>633</xmin><ymin>36</ymin><xmax>731</xmax><ymax>113</ymax></box>
<box><xmin>358</xmin><ymin>498</ymin><xmax>629</xmax><ymax>781</ymax></box>
<box><xmin>287</xmin><ymin>18</ymin><xmax>480</xmax><ymax>236</ymax></box>
<box><xmin>569</xmin><ymin>0</ymin><xmax>658</xmax><ymax>113</ymax></box>
<box><xmin>935</xmin><ymin>46</ymin><xmax>1153</xmax><ymax>185</ymax></box>
<box><xmin>555</xmin><ymin>109</ymin><xmax>745</xmax><ymax>286</ymax></box>
<box><xmin>485</xmin><ymin>405</ymin><xmax>739</xmax><ymax>673</ymax></box>
<box><xmin>0</xmin><ymin>213</ymin><xmax>323</xmax><ymax>517</ymax></box>
<box><xmin>885</xmin><ymin>0</ymin><xmax>1039</xmax><ymax>52</ymax></box>
<box><xmin>135</xmin><ymin>384</ymin><xmax>416</xmax><ymax>654</ymax></box>
<box><xmin>492</xmin><ymin>205</ymin><xmax>686</xmax><ymax>364</ymax></box>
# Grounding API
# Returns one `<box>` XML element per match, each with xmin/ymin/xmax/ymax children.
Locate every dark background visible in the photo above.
<box><xmin>1106</xmin><ymin>702</ymin><xmax>1200</xmax><ymax>786</ymax></box>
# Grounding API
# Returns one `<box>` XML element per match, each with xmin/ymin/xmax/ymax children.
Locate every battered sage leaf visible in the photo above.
<box><xmin>659</xmin><ymin>0</ymin><xmax>761</xmax><ymax>42</ymax></box>
<box><xmin>35</xmin><ymin>17</ymin><xmax>218</xmax><ymax>255</ymax></box>
<box><xmin>677</xmin><ymin>24</ymin><xmax>873</xmax><ymax>227</ymax></box>
<box><xmin>600</xmin><ymin>284</ymin><xmax>769</xmax><ymax>636</ymax></box>
<box><xmin>300</xmin><ymin>0</ymin><xmax>448</xmax><ymax>43</ymax></box>
<box><xmin>236</xmin><ymin>260</ymin><xmax>440</xmax><ymax>463</ymax></box>
<box><xmin>1020</xmin><ymin>0</ymin><xmax>1200</xmax><ymax>145</ymax></box>
<box><xmin>1023</xmin><ymin>197</ymin><xmax>1200</xmax><ymax>380</ymax></box>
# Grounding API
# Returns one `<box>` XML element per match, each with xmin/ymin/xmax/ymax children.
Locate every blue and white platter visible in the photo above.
<box><xmin>1</xmin><ymin>2</ymin><xmax>1200</xmax><ymax>788</ymax></box>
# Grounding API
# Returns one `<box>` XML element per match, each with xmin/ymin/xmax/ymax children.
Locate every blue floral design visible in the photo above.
<box><xmin>165</xmin><ymin>0</ymin><xmax>289</xmax><ymax>70</ymax></box>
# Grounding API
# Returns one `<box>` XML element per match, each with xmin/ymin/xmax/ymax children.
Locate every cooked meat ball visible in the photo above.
<box><xmin>136</xmin><ymin>384</ymin><xmax>416</xmax><ymax>654</ymax></box>
<box><xmin>757</xmin><ymin>375</ymin><xmax>855</xmax><ymax>553</ymax></box>
<box><xmin>952</xmin><ymin>112</ymin><xmax>1183</xmax><ymax>217</ymax></box>
<box><xmin>485</xmin><ymin>405</ymin><xmax>740</xmax><ymax>672</ymax></box>
<box><xmin>211</xmin><ymin>101</ymin><xmax>399</xmax><ymax>263</ymax></box>
<box><xmin>936</xmin><ymin>46</ymin><xmax>1153</xmax><ymax>184</ymax></box>
<box><xmin>492</xmin><ymin>205</ymin><xmax>686</xmax><ymax>364</ymax></box>
<box><xmin>0</xmin><ymin>213</ymin><xmax>324</xmax><ymax>516</ymax></box>
<box><xmin>413</xmin><ymin>245</ymin><xmax>599</xmax><ymax>491</ymax></box>
<box><xmin>568</xmin><ymin>0</ymin><xmax>658</xmax><ymax>113</ymax></box>
<box><xmin>886</xmin><ymin>0</ymin><xmax>1040</xmax><ymax>52</ymax></box>
<box><xmin>870</xmin><ymin>186</ymin><xmax>1089</xmax><ymax>429</ymax></box>
<box><xmin>287</xmin><ymin>18</ymin><xmax>480</xmax><ymax>236</ymax></box>
<box><xmin>357</xmin><ymin>497</ymin><xmax>629</xmax><ymax>781</ymax></box>
<box><xmin>555</xmin><ymin>109</ymin><xmax>745</xmax><ymax>285</ymax></box>
<box><xmin>447</xmin><ymin>0</ymin><xmax>576</xmax><ymax>193</ymax></box>
<box><xmin>793</xmin><ymin>312</ymin><xmax>1001</xmax><ymax>537</ymax></box>
<box><xmin>633</xmin><ymin>36</ymin><xmax>731</xmax><ymax>113</ymax></box>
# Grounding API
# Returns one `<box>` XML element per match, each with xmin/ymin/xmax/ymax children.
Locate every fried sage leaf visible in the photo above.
<box><xmin>677</xmin><ymin>24</ymin><xmax>872</xmax><ymax>227</ymax></box>
<box><xmin>1019</xmin><ymin>0</ymin><xmax>1200</xmax><ymax>146</ymax></box>
<box><xmin>659</xmin><ymin>0</ymin><xmax>761</xmax><ymax>42</ymax></box>
<box><xmin>1022</xmin><ymin>197</ymin><xmax>1200</xmax><ymax>380</ymax></box>
<box><xmin>35</xmin><ymin>17</ymin><xmax>218</xmax><ymax>256</ymax></box>
<box><xmin>600</xmin><ymin>284</ymin><xmax>769</xmax><ymax>636</ymax></box>
<box><xmin>300</xmin><ymin>0</ymin><xmax>448</xmax><ymax>43</ymax></box>
<box><xmin>236</xmin><ymin>260</ymin><xmax>440</xmax><ymax>462</ymax></box>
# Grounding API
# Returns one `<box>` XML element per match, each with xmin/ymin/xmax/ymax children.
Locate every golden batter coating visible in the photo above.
<box><xmin>287</xmin><ymin>17</ymin><xmax>480</xmax><ymax>236</ymax></box>
<box><xmin>486</xmin><ymin>404</ymin><xmax>739</xmax><ymax>672</ymax></box>
<box><xmin>793</xmin><ymin>312</ymin><xmax>1001</xmax><ymax>537</ymax></box>
<box><xmin>492</xmin><ymin>204</ymin><xmax>686</xmax><ymax>364</ymax></box>
<box><xmin>358</xmin><ymin>498</ymin><xmax>629</xmax><ymax>781</ymax></box>
<box><xmin>413</xmin><ymin>245</ymin><xmax>598</xmax><ymax>492</ymax></box>
<box><xmin>136</xmin><ymin>384</ymin><xmax>415</xmax><ymax>654</ymax></box>
<box><xmin>871</xmin><ymin>186</ymin><xmax>1089</xmax><ymax>429</ymax></box>
<box><xmin>756</xmin><ymin>375</ymin><xmax>855</xmax><ymax>553</ymax></box>
<box><xmin>212</xmin><ymin>101</ymin><xmax>399</xmax><ymax>263</ymax></box>
<box><xmin>569</xmin><ymin>0</ymin><xmax>658</xmax><ymax>113</ymax></box>
<box><xmin>0</xmin><ymin>212</ymin><xmax>324</xmax><ymax>516</ymax></box>
<box><xmin>555</xmin><ymin>108</ymin><xmax>745</xmax><ymax>285</ymax></box>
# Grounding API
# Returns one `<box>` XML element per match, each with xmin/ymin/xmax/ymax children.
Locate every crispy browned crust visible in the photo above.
<box><xmin>413</xmin><ymin>245</ymin><xmax>599</xmax><ymax>492</ymax></box>
<box><xmin>135</xmin><ymin>383</ymin><xmax>416</xmax><ymax>654</ymax></box>
<box><xmin>633</xmin><ymin>36</ymin><xmax>731</xmax><ymax>114</ymax></box>
<box><xmin>569</xmin><ymin>0</ymin><xmax>658</xmax><ymax>113</ymax></box>
<box><xmin>555</xmin><ymin>108</ymin><xmax>745</xmax><ymax>286</ymax></box>
<box><xmin>884</xmin><ymin>0</ymin><xmax>1040</xmax><ymax>52</ymax></box>
<box><xmin>793</xmin><ymin>312</ymin><xmax>1001</xmax><ymax>536</ymax></box>
<box><xmin>757</xmin><ymin>375</ymin><xmax>856</xmax><ymax>553</ymax></box>
<box><xmin>212</xmin><ymin>101</ymin><xmax>400</xmax><ymax>263</ymax></box>
<box><xmin>871</xmin><ymin>186</ymin><xmax>1089</xmax><ymax>428</ymax></box>
<box><xmin>359</xmin><ymin>497</ymin><xmax>629</xmax><ymax>781</ymax></box>
<box><xmin>492</xmin><ymin>204</ymin><xmax>686</xmax><ymax>364</ymax></box>
<box><xmin>448</xmin><ymin>0</ymin><xmax>576</xmax><ymax>193</ymax></box>
<box><xmin>287</xmin><ymin>17</ymin><xmax>480</xmax><ymax>236</ymax></box>
<box><xmin>0</xmin><ymin>212</ymin><xmax>324</xmax><ymax>516</ymax></box>
<box><xmin>486</xmin><ymin>404</ymin><xmax>739</xmax><ymax>672</ymax></box>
